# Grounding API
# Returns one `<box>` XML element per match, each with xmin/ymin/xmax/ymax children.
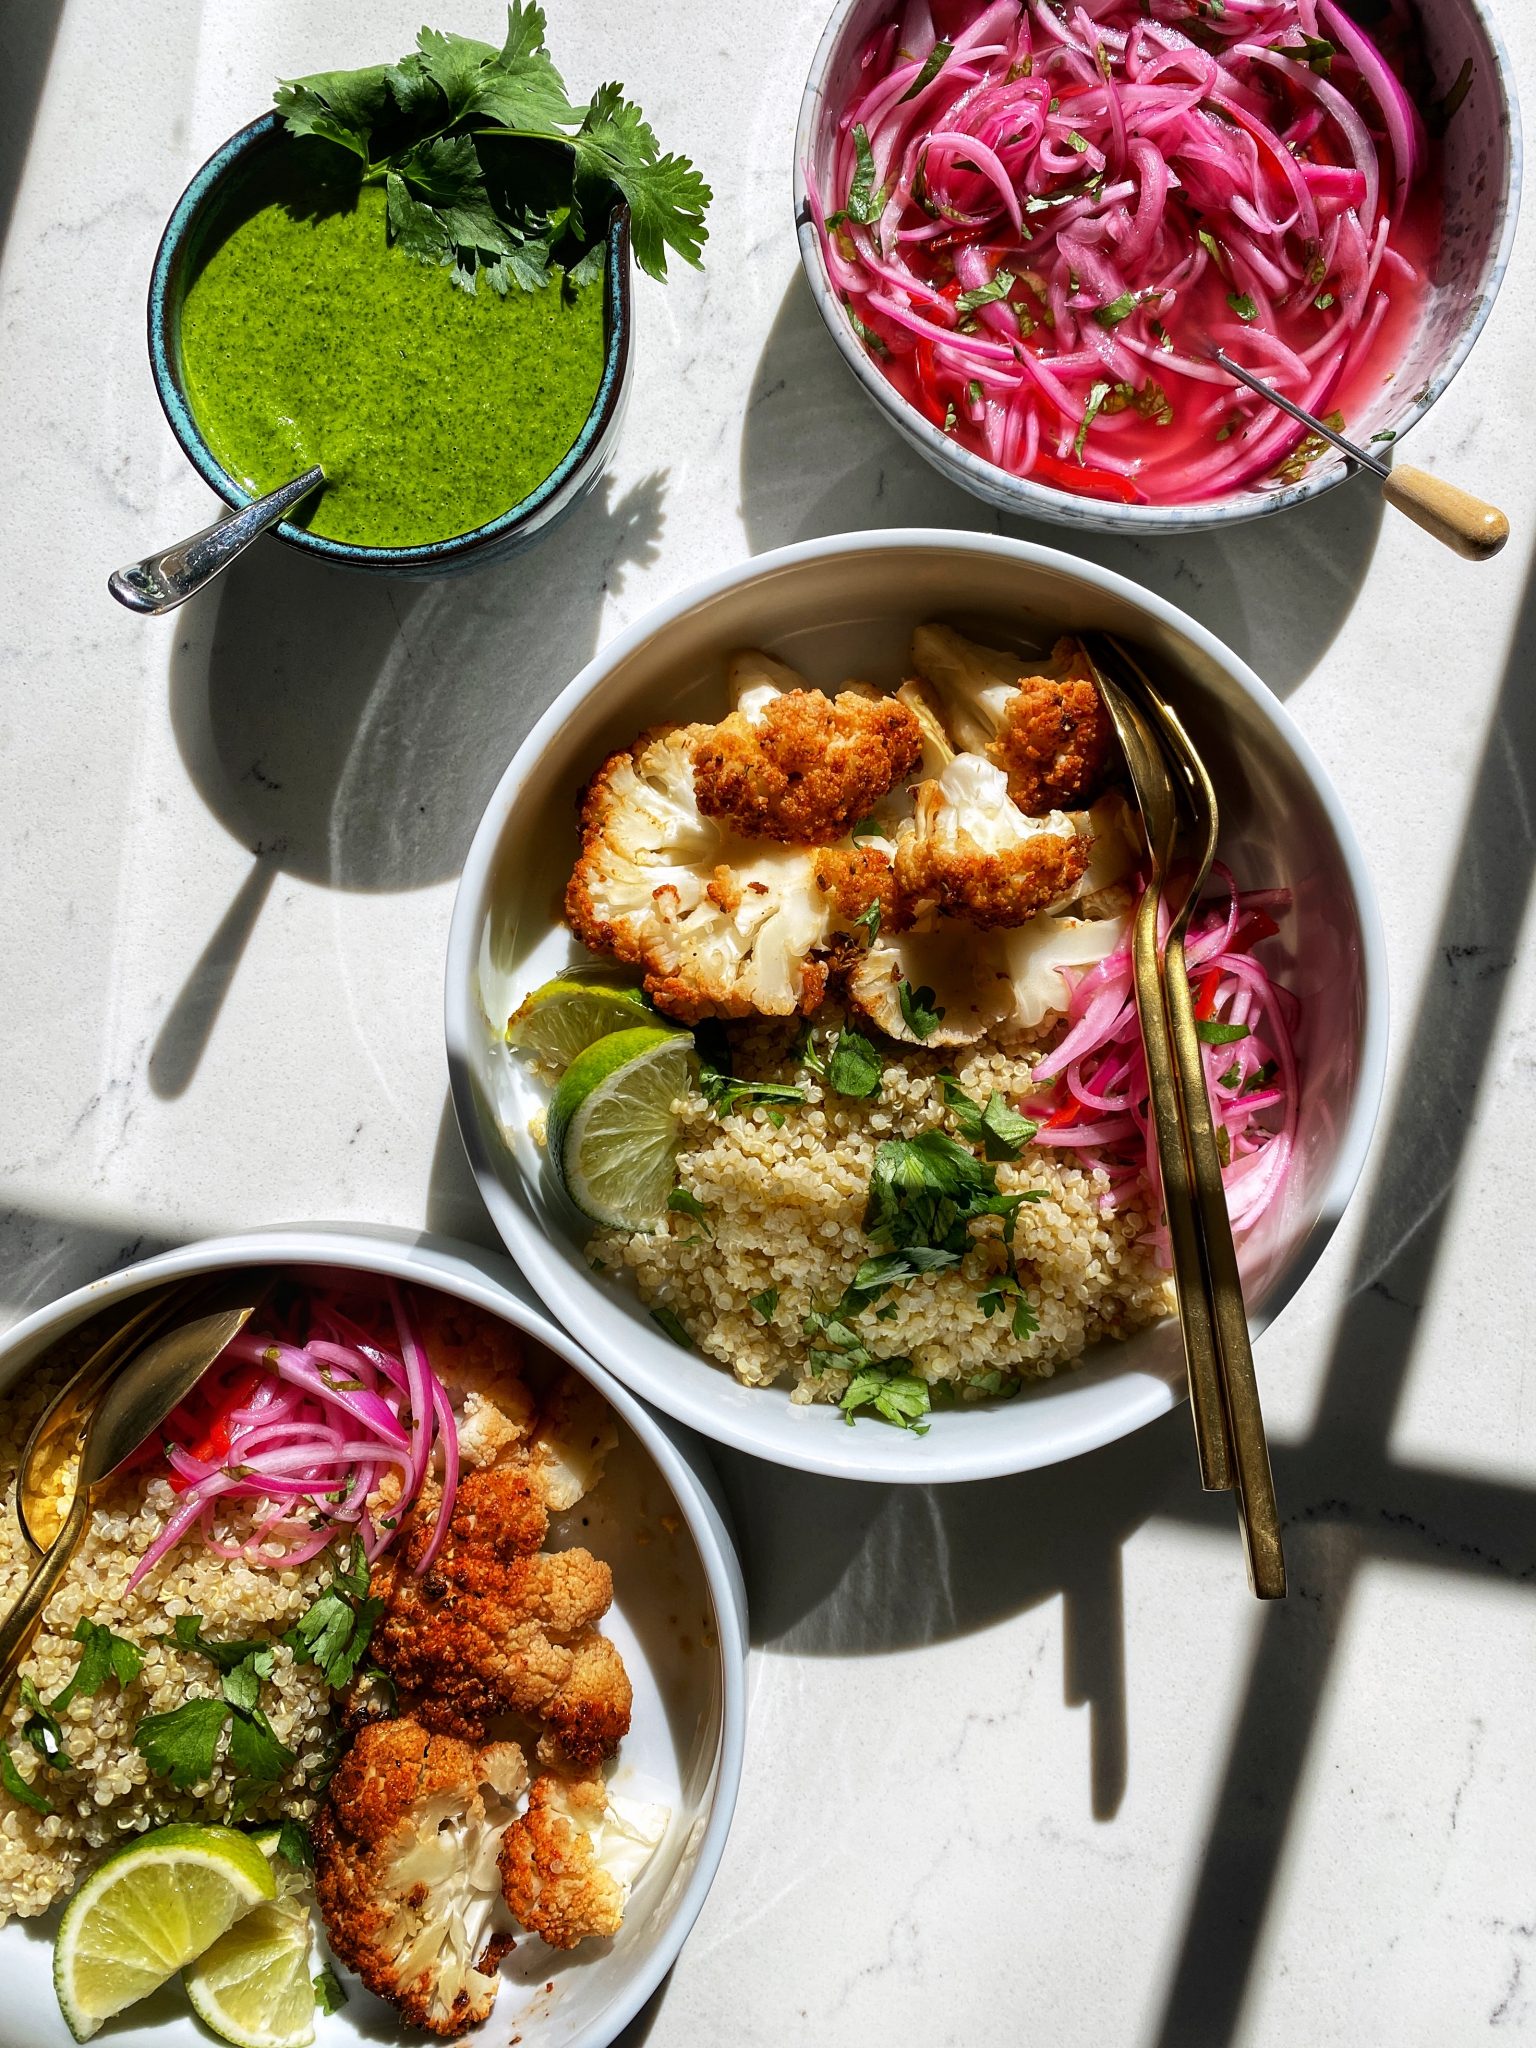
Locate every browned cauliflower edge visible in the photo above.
<box><xmin>691</xmin><ymin>690</ymin><xmax>923</xmax><ymax>844</ymax></box>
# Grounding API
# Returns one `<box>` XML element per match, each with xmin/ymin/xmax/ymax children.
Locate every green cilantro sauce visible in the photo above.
<box><xmin>179</xmin><ymin>153</ymin><xmax>606</xmax><ymax>549</ymax></box>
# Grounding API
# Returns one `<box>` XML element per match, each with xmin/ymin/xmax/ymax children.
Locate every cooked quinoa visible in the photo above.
<box><xmin>0</xmin><ymin>1352</ymin><xmax>337</xmax><ymax>1920</ymax></box>
<box><xmin>586</xmin><ymin>1013</ymin><xmax>1173</xmax><ymax>1402</ymax></box>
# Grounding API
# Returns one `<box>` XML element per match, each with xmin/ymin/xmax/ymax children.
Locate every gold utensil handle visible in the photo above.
<box><xmin>1131</xmin><ymin>893</ymin><xmax>1233</xmax><ymax>1493</ymax></box>
<box><xmin>1381</xmin><ymin>466</ymin><xmax>1509</xmax><ymax>561</ymax></box>
<box><xmin>0</xmin><ymin>1490</ymin><xmax>89</xmax><ymax>1704</ymax></box>
<box><xmin>1162</xmin><ymin>943</ymin><xmax>1286</xmax><ymax>1598</ymax></box>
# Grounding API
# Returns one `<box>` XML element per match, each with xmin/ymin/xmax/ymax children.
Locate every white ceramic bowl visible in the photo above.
<box><xmin>446</xmin><ymin>530</ymin><xmax>1389</xmax><ymax>1483</ymax></box>
<box><xmin>793</xmin><ymin>0</ymin><xmax>1522</xmax><ymax>535</ymax></box>
<box><xmin>0</xmin><ymin>1224</ymin><xmax>746</xmax><ymax>2048</ymax></box>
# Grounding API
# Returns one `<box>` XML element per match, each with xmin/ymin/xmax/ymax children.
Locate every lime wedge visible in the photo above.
<box><xmin>54</xmin><ymin>1822</ymin><xmax>276</xmax><ymax>2041</ymax></box>
<box><xmin>184</xmin><ymin>1900</ymin><xmax>315</xmax><ymax>2048</ymax></box>
<box><xmin>507</xmin><ymin>977</ymin><xmax>652</xmax><ymax>1074</ymax></box>
<box><xmin>548</xmin><ymin>1025</ymin><xmax>692</xmax><ymax>1229</ymax></box>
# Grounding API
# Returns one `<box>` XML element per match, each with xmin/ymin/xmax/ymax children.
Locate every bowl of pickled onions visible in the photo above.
<box><xmin>794</xmin><ymin>0</ymin><xmax>1519</xmax><ymax>528</ymax></box>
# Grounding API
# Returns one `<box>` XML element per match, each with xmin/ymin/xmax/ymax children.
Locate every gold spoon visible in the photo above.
<box><xmin>16</xmin><ymin>1281</ymin><xmax>203</xmax><ymax>1554</ymax></box>
<box><xmin>0</xmin><ymin>1305</ymin><xmax>257</xmax><ymax>1702</ymax></box>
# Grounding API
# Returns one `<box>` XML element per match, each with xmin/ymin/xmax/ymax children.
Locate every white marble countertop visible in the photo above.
<box><xmin>3</xmin><ymin>2</ymin><xmax>1535</xmax><ymax>2042</ymax></box>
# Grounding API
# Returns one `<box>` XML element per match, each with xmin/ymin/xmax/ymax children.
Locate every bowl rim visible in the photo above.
<box><xmin>790</xmin><ymin>0</ymin><xmax>1523</xmax><ymax>535</ymax></box>
<box><xmin>0</xmin><ymin>1222</ymin><xmax>747</xmax><ymax>2048</ymax></box>
<box><xmin>444</xmin><ymin>526</ymin><xmax>1391</xmax><ymax>1483</ymax></box>
<box><xmin>147</xmin><ymin>111</ymin><xmax>633</xmax><ymax>570</ymax></box>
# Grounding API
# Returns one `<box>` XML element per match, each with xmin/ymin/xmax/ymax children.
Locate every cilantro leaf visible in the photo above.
<box><xmin>899</xmin><ymin>40</ymin><xmax>953</xmax><ymax>101</ymax></box>
<box><xmin>273</xmin><ymin>1819</ymin><xmax>313</xmax><ymax>1870</ymax></box>
<box><xmin>573</xmin><ymin>85</ymin><xmax>711</xmax><ymax>279</ymax></box>
<box><xmin>898</xmin><ymin>981</ymin><xmax>943</xmax><ymax>1040</ymax></box>
<box><xmin>835</xmin><ymin>1248</ymin><xmax>961</xmax><ymax>1318</ymax></box>
<box><xmin>749</xmin><ymin>1288</ymin><xmax>779</xmax><ymax>1322</ymax></box>
<box><xmin>169</xmin><ymin>1615</ymin><xmax>271</xmax><ymax>1675</ymax></box>
<box><xmin>698</xmin><ymin>1062</ymin><xmax>805</xmax><ymax>1119</ymax></box>
<box><xmin>845</xmin><ymin>123</ymin><xmax>886</xmax><ymax>225</ymax></box>
<box><xmin>228</xmin><ymin>1704</ymin><xmax>295</xmax><ymax>1785</ymax></box>
<box><xmin>649</xmin><ymin>1305</ymin><xmax>694</xmax><ymax>1350</ymax></box>
<box><xmin>1227</xmin><ymin>291</ymin><xmax>1259</xmax><ymax>322</ymax></box>
<box><xmin>955</xmin><ymin>270</ymin><xmax>1015</xmax><ymax>315</ymax></box>
<box><xmin>273</xmin><ymin>66</ymin><xmax>392</xmax><ymax>160</ymax></box>
<box><xmin>865</xmin><ymin>1131</ymin><xmax>1026</xmax><ymax>1254</ymax></box>
<box><xmin>54</xmin><ymin>1619</ymin><xmax>142</xmax><ymax>1708</ymax></box>
<box><xmin>942</xmin><ymin>1077</ymin><xmax>1037</xmax><ymax>1160</ymax></box>
<box><xmin>134</xmin><ymin>1698</ymin><xmax>230</xmax><ymax>1790</ymax></box>
<box><xmin>844</xmin><ymin>300</ymin><xmax>890</xmax><ymax>359</ymax></box>
<box><xmin>1074</xmin><ymin>379</ymin><xmax>1112</xmax><ymax>461</ymax></box>
<box><xmin>854</xmin><ymin>898</ymin><xmax>883</xmax><ymax>944</ymax></box>
<box><xmin>287</xmin><ymin>1545</ymin><xmax>383</xmax><ymax>1692</ymax></box>
<box><xmin>1196</xmin><ymin>1019</ymin><xmax>1249</xmax><ymax>1045</ymax></box>
<box><xmin>826</xmin><ymin>1030</ymin><xmax>885</xmax><ymax>1101</ymax></box>
<box><xmin>314</xmin><ymin>1968</ymin><xmax>349</xmax><ymax>2017</ymax></box>
<box><xmin>839</xmin><ymin>1363</ymin><xmax>932</xmax><ymax>1433</ymax></box>
<box><xmin>19</xmin><ymin>1678</ymin><xmax>68</xmax><ymax>1769</ymax></box>
<box><xmin>667</xmin><ymin>1188</ymin><xmax>713</xmax><ymax>1233</ymax></box>
<box><xmin>395</xmin><ymin>135</ymin><xmax>515</xmax><ymax>255</ymax></box>
<box><xmin>0</xmin><ymin>1748</ymin><xmax>50</xmax><ymax>1814</ymax></box>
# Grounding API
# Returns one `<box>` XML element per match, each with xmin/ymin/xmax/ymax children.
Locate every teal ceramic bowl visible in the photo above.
<box><xmin>147</xmin><ymin>112</ymin><xmax>634</xmax><ymax>578</ymax></box>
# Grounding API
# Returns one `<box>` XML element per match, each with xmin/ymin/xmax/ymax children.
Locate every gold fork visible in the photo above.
<box><xmin>1085</xmin><ymin>638</ymin><xmax>1285</xmax><ymax>1598</ymax></box>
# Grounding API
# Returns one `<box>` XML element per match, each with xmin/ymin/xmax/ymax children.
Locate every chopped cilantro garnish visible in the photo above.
<box><xmin>273</xmin><ymin>1819</ymin><xmax>314</xmax><ymax>1869</ymax></box>
<box><xmin>850</xmin><ymin>815</ymin><xmax>882</xmax><ymax>841</ymax></box>
<box><xmin>0</xmin><ymin>1748</ymin><xmax>50</xmax><ymax>1814</ymax></box>
<box><xmin>749</xmin><ymin>1287</ymin><xmax>779</xmax><ymax>1323</ymax></box>
<box><xmin>1282</xmin><ymin>34</ymin><xmax>1334</xmax><ymax>71</ymax></box>
<box><xmin>54</xmin><ymin>1619</ymin><xmax>142</xmax><ymax>1708</ymax></box>
<box><xmin>844</xmin><ymin>300</ymin><xmax>890</xmax><ymax>358</ymax></box>
<box><xmin>1196</xmin><ymin>1019</ymin><xmax>1249</xmax><ymax>1046</ymax></box>
<box><xmin>864</xmin><ymin>1132</ymin><xmax>1037</xmax><ymax>1255</ymax></box>
<box><xmin>18</xmin><ymin>1678</ymin><xmax>67</xmax><ymax>1769</ymax></box>
<box><xmin>667</xmin><ymin>1187</ymin><xmax>713</xmax><ymax>1233</ymax></box>
<box><xmin>1198</xmin><ymin>227</ymin><xmax>1226</xmax><ymax>271</ymax></box>
<box><xmin>1064</xmin><ymin>131</ymin><xmax>1089</xmax><ymax>153</ymax></box>
<box><xmin>846</xmin><ymin>123</ymin><xmax>887</xmax><ymax>224</ymax></box>
<box><xmin>287</xmin><ymin>1540</ymin><xmax>384</xmax><ymax>1690</ymax></box>
<box><xmin>900</xmin><ymin>39</ymin><xmax>954</xmax><ymax>101</ymax></box>
<box><xmin>649</xmin><ymin>1305</ymin><xmax>694</xmax><ymax>1349</ymax></box>
<box><xmin>1074</xmin><ymin>378</ymin><xmax>1113</xmax><ymax>461</ymax></box>
<box><xmin>826</xmin><ymin>1029</ymin><xmax>885</xmax><ymax>1100</ymax></box>
<box><xmin>840</xmin><ymin>1363</ymin><xmax>932</xmax><ymax>1433</ymax></box>
<box><xmin>276</xmin><ymin>8</ymin><xmax>710</xmax><ymax>290</ymax></box>
<box><xmin>956</xmin><ymin>270</ymin><xmax>1015</xmax><ymax>315</ymax></box>
<box><xmin>941</xmin><ymin>1076</ymin><xmax>1038</xmax><ymax>1160</ymax></box>
<box><xmin>314</xmin><ymin>1968</ymin><xmax>349</xmax><ymax>2017</ymax></box>
<box><xmin>977</xmin><ymin>1267</ymin><xmax>1040</xmax><ymax>1341</ymax></box>
<box><xmin>1371</xmin><ymin>428</ymin><xmax>1397</xmax><ymax>444</ymax></box>
<box><xmin>698</xmin><ymin>1062</ymin><xmax>806</xmax><ymax>1119</ymax></box>
<box><xmin>1137</xmin><ymin>377</ymin><xmax>1174</xmax><ymax>427</ymax></box>
<box><xmin>854</xmin><ymin>898</ymin><xmax>883</xmax><ymax>945</ymax></box>
<box><xmin>898</xmin><ymin>980</ymin><xmax>944</xmax><ymax>1040</ymax></box>
<box><xmin>133</xmin><ymin>1697</ymin><xmax>233</xmax><ymax>1791</ymax></box>
<box><xmin>1227</xmin><ymin>291</ymin><xmax>1259</xmax><ymax>322</ymax></box>
<box><xmin>1315</xmin><ymin>291</ymin><xmax>1336</xmax><ymax>310</ymax></box>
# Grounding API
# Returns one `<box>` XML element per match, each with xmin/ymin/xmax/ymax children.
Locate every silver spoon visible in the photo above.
<box><xmin>108</xmin><ymin>465</ymin><xmax>325</xmax><ymax>615</ymax></box>
<box><xmin>1211</xmin><ymin>349</ymin><xmax>1508</xmax><ymax>562</ymax></box>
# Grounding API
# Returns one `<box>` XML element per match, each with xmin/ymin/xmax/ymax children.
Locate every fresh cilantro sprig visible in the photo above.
<box><xmin>10</xmin><ymin>1620</ymin><xmax>143</xmax><ymax>1783</ymax></box>
<box><xmin>898</xmin><ymin>980</ymin><xmax>944</xmax><ymax>1040</ymax></box>
<box><xmin>698</xmin><ymin>1061</ymin><xmax>806</xmax><ymax>1120</ymax></box>
<box><xmin>864</xmin><ymin>1132</ymin><xmax>1037</xmax><ymax>1255</ymax></box>
<box><xmin>136</xmin><ymin>1615</ymin><xmax>298</xmax><ymax>1807</ymax></box>
<box><xmin>839</xmin><ymin>1363</ymin><xmax>932</xmax><ymax>1433</ymax></box>
<box><xmin>288</xmin><ymin>1539</ymin><xmax>385</xmax><ymax>1691</ymax></box>
<box><xmin>275</xmin><ymin>6</ymin><xmax>711</xmax><ymax>291</ymax></box>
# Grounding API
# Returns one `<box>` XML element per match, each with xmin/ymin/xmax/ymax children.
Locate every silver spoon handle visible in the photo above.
<box><xmin>108</xmin><ymin>465</ymin><xmax>325</xmax><ymax>615</ymax></box>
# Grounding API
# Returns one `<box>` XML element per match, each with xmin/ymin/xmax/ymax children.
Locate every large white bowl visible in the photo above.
<box><xmin>0</xmin><ymin>1224</ymin><xmax>747</xmax><ymax>2048</ymax></box>
<box><xmin>446</xmin><ymin>530</ymin><xmax>1388</xmax><ymax>1483</ymax></box>
<box><xmin>793</xmin><ymin>0</ymin><xmax>1522</xmax><ymax>535</ymax></box>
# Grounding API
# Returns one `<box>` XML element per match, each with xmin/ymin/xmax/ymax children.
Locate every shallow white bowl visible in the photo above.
<box><xmin>793</xmin><ymin>0</ymin><xmax>1522</xmax><ymax>535</ymax></box>
<box><xmin>0</xmin><ymin>1223</ymin><xmax>747</xmax><ymax>2048</ymax></box>
<box><xmin>446</xmin><ymin>530</ymin><xmax>1388</xmax><ymax>1483</ymax></box>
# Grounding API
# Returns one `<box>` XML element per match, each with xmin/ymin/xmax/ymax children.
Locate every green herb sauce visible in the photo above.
<box><xmin>178</xmin><ymin>150</ymin><xmax>606</xmax><ymax>549</ymax></box>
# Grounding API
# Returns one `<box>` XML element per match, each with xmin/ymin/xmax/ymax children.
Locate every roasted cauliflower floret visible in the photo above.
<box><xmin>690</xmin><ymin>688</ymin><xmax>923</xmax><ymax>845</ymax></box>
<box><xmin>373</xmin><ymin>1467</ymin><xmax>633</xmax><ymax>1765</ymax></box>
<box><xmin>314</xmin><ymin>1717</ymin><xmax>526</xmax><ymax>2037</ymax></box>
<box><xmin>531</xmin><ymin>1368</ymin><xmax>618</xmax><ymax>1513</ymax></box>
<box><xmin>564</xmin><ymin>725</ymin><xmax>836</xmax><ymax>1023</ymax></box>
<box><xmin>894</xmin><ymin>755</ymin><xmax>1091</xmax><ymax>929</ymax></box>
<box><xmin>812</xmin><ymin>843</ymin><xmax>902</xmax><ymax>929</ymax></box>
<box><xmin>725</xmin><ymin>647</ymin><xmax>807</xmax><ymax>722</ymax></box>
<box><xmin>499</xmin><ymin>1773</ymin><xmax>670</xmax><ymax>1951</ymax></box>
<box><xmin>845</xmin><ymin>925</ymin><xmax>1016</xmax><ymax>1048</ymax></box>
<box><xmin>998</xmin><ymin>911</ymin><xmax>1131</xmax><ymax>1035</ymax></box>
<box><xmin>418</xmin><ymin>1298</ymin><xmax>537</xmax><ymax>1472</ymax></box>
<box><xmin>910</xmin><ymin>624</ymin><xmax>1115</xmax><ymax>812</ymax></box>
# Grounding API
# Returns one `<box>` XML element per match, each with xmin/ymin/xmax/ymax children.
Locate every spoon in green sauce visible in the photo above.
<box><xmin>108</xmin><ymin>464</ymin><xmax>325</xmax><ymax>615</ymax></box>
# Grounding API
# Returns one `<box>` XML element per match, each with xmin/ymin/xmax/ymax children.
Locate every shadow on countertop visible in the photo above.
<box><xmin>0</xmin><ymin>0</ymin><xmax>63</xmax><ymax>265</ymax></box>
<box><xmin>739</xmin><ymin>271</ymin><xmax>1386</xmax><ymax>701</ymax></box>
<box><xmin>149</xmin><ymin>469</ymin><xmax>666</xmax><ymax>1099</ymax></box>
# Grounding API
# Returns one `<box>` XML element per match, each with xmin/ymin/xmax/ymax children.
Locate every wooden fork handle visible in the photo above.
<box><xmin>1382</xmin><ymin>466</ymin><xmax>1509</xmax><ymax>561</ymax></box>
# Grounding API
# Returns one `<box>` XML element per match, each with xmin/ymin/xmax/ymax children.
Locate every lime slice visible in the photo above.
<box><xmin>184</xmin><ymin>1826</ymin><xmax>316</xmax><ymax>2048</ymax></box>
<box><xmin>507</xmin><ymin>977</ymin><xmax>651</xmax><ymax>1073</ymax></box>
<box><xmin>54</xmin><ymin>1822</ymin><xmax>276</xmax><ymax>2042</ymax></box>
<box><xmin>548</xmin><ymin>1025</ymin><xmax>692</xmax><ymax>1229</ymax></box>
